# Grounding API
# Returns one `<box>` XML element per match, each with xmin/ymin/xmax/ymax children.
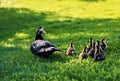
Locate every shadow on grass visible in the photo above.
<box><xmin>0</xmin><ymin>7</ymin><xmax>56</xmax><ymax>40</ymax></box>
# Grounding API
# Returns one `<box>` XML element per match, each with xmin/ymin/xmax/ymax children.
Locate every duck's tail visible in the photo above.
<box><xmin>54</xmin><ymin>48</ymin><xmax>64</xmax><ymax>53</ymax></box>
<box><xmin>54</xmin><ymin>48</ymin><xmax>62</xmax><ymax>51</ymax></box>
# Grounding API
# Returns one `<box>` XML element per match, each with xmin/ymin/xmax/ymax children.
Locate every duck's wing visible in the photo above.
<box><xmin>70</xmin><ymin>48</ymin><xmax>75</xmax><ymax>53</ymax></box>
<box><xmin>30</xmin><ymin>40</ymin><xmax>61</xmax><ymax>55</ymax></box>
<box><xmin>66</xmin><ymin>47</ymin><xmax>74</xmax><ymax>54</ymax></box>
<box><xmin>33</xmin><ymin>40</ymin><xmax>54</xmax><ymax>48</ymax></box>
<box><xmin>30</xmin><ymin>40</ymin><xmax>46</xmax><ymax>54</ymax></box>
<box><xmin>33</xmin><ymin>40</ymin><xmax>46</xmax><ymax>46</ymax></box>
<box><xmin>44</xmin><ymin>40</ymin><xmax>55</xmax><ymax>47</ymax></box>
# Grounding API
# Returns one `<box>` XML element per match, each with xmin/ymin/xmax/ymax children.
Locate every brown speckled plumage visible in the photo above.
<box><xmin>87</xmin><ymin>37</ymin><xmax>93</xmax><ymax>53</ymax></box>
<box><xmin>88</xmin><ymin>42</ymin><xmax>95</xmax><ymax>58</ymax></box>
<box><xmin>94</xmin><ymin>40</ymin><xmax>105</xmax><ymax>62</ymax></box>
<box><xmin>66</xmin><ymin>43</ymin><xmax>75</xmax><ymax>56</ymax></box>
<box><xmin>79</xmin><ymin>47</ymin><xmax>88</xmax><ymax>59</ymax></box>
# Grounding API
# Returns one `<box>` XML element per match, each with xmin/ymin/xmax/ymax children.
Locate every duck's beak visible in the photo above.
<box><xmin>43</xmin><ymin>30</ymin><xmax>47</xmax><ymax>34</ymax></box>
<box><xmin>41</xmin><ymin>28</ymin><xmax>47</xmax><ymax>34</ymax></box>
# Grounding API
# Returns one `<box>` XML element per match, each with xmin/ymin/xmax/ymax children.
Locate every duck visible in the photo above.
<box><xmin>30</xmin><ymin>27</ymin><xmax>62</xmax><ymax>58</ymax></box>
<box><xmin>94</xmin><ymin>40</ymin><xmax>105</xmax><ymax>62</ymax></box>
<box><xmin>88</xmin><ymin>42</ymin><xmax>95</xmax><ymax>58</ymax></box>
<box><xmin>100</xmin><ymin>39</ymin><xmax>107</xmax><ymax>51</ymax></box>
<box><xmin>87</xmin><ymin>37</ymin><xmax>93</xmax><ymax>53</ymax></box>
<box><xmin>79</xmin><ymin>47</ymin><xmax>88</xmax><ymax>59</ymax></box>
<box><xmin>66</xmin><ymin>42</ymin><xmax>75</xmax><ymax>56</ymax></box>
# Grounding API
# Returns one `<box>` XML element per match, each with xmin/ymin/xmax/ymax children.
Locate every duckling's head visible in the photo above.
<box><xmin>70</xmin><ymin>42</ymin><xmax>73</xmax><ymax>47</ymax></box>
<box><xmin>89</xmin><ymin>37</ymin><xmax>92</xmax><ymax>42</ymax></box>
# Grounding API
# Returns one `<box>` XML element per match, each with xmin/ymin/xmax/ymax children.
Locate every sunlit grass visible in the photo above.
<box><xmin>2</xmin><ymin>0</ymin><xmax>120</xmax><ymax>19</ymax></box>
<box><xmin>15</xmin><ymin>32</ymin><xmax>29</xmax><ymax>38</ymax></box>
<box><xmin>0</xmin><ymin>41</ymin><xmax>15</xmax><ymax>47</ymax></box>
<box><xmin>16</xmin><ymin>0</ymin><xmax>120</xmax><ymax>19</ymax></box>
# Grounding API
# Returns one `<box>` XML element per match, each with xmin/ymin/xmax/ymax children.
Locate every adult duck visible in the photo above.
<box><xmin>30</xmin><ymin>27</ymin><xmax>62</xmax><ymax>58</ymax></box>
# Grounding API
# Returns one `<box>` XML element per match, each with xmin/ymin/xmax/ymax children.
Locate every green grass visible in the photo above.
<box><xmin>0</xmin><ymin>0</ymin><xmax>120</xmax><ymax>81</ymax></box>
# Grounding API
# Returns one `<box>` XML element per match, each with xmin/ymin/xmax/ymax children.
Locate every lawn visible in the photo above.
<box><xmin>0</xmin><ymin>0</ymin><xmax>120</xmax><ymax>81</ymax></box>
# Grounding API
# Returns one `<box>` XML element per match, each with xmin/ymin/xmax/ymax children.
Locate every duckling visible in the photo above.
<box><xmin>87</xmin><ymin>37</ymin><xmax>93</xmax><ymax>53</ymax></box>
<box><xmin>30</xmin><ymin>27</ymin><xmax>62</xmax><ymax>58</ymax></box>
<box><xmin>79</xmin><ymin>47</ymin><xmax>88</xmax><ymax>59</ymax></box>
<box><xmin>66</xmin><ymin>42</ymin><xmax>75</xmax><ymax>56</ymax></box>
<box><xmin>88</xmin><ymin>42</ymin><xmax>95</xmax><ymax>58</ymax></box>
<box><xmin>100</xmin><ymin>39</ymin><xmax>107</xmax><ymax>50</ymax></box>
<box><xmin>94</xmin><ymin>40</ymin><xmax>105</xmax><ymax>62</ymax></box>
<box><xmin>96</xmin><ymin>40</ymin><xmax>104</xmax><ymax>54</ymax></box>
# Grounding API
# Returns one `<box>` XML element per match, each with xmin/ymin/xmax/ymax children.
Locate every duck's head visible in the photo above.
<box><xmin>37</xmin><ymin>27</ymin><xmax>46</xmax><ymax>34</ymax></box>
<box><xmin>89</xmin><ymin>37</ymin><xmax>92</xmax><ymax>42</ymax></box>
<box><xmin>96</xmin><ymin>40</ymin><xmax>100</xmax><ymax>46</ymax></box>
<box><xmin>70</xmin><ymin>42</ymin><xmax>73</xmax><ymax>45</ymax></box>
<box><xmin>35</xmin><ymin>27</ymin><xmax>46</xmax><ymax>40</ymax></box>
<box><xmin>89</xmin><ymin>37</ymin><xmax>93</xmax><ymax>46</ymax></box>
<box><xmin>70</xmin><ymin>42</ymin><xmax>74</xmax><ymax>47</ymax></box>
